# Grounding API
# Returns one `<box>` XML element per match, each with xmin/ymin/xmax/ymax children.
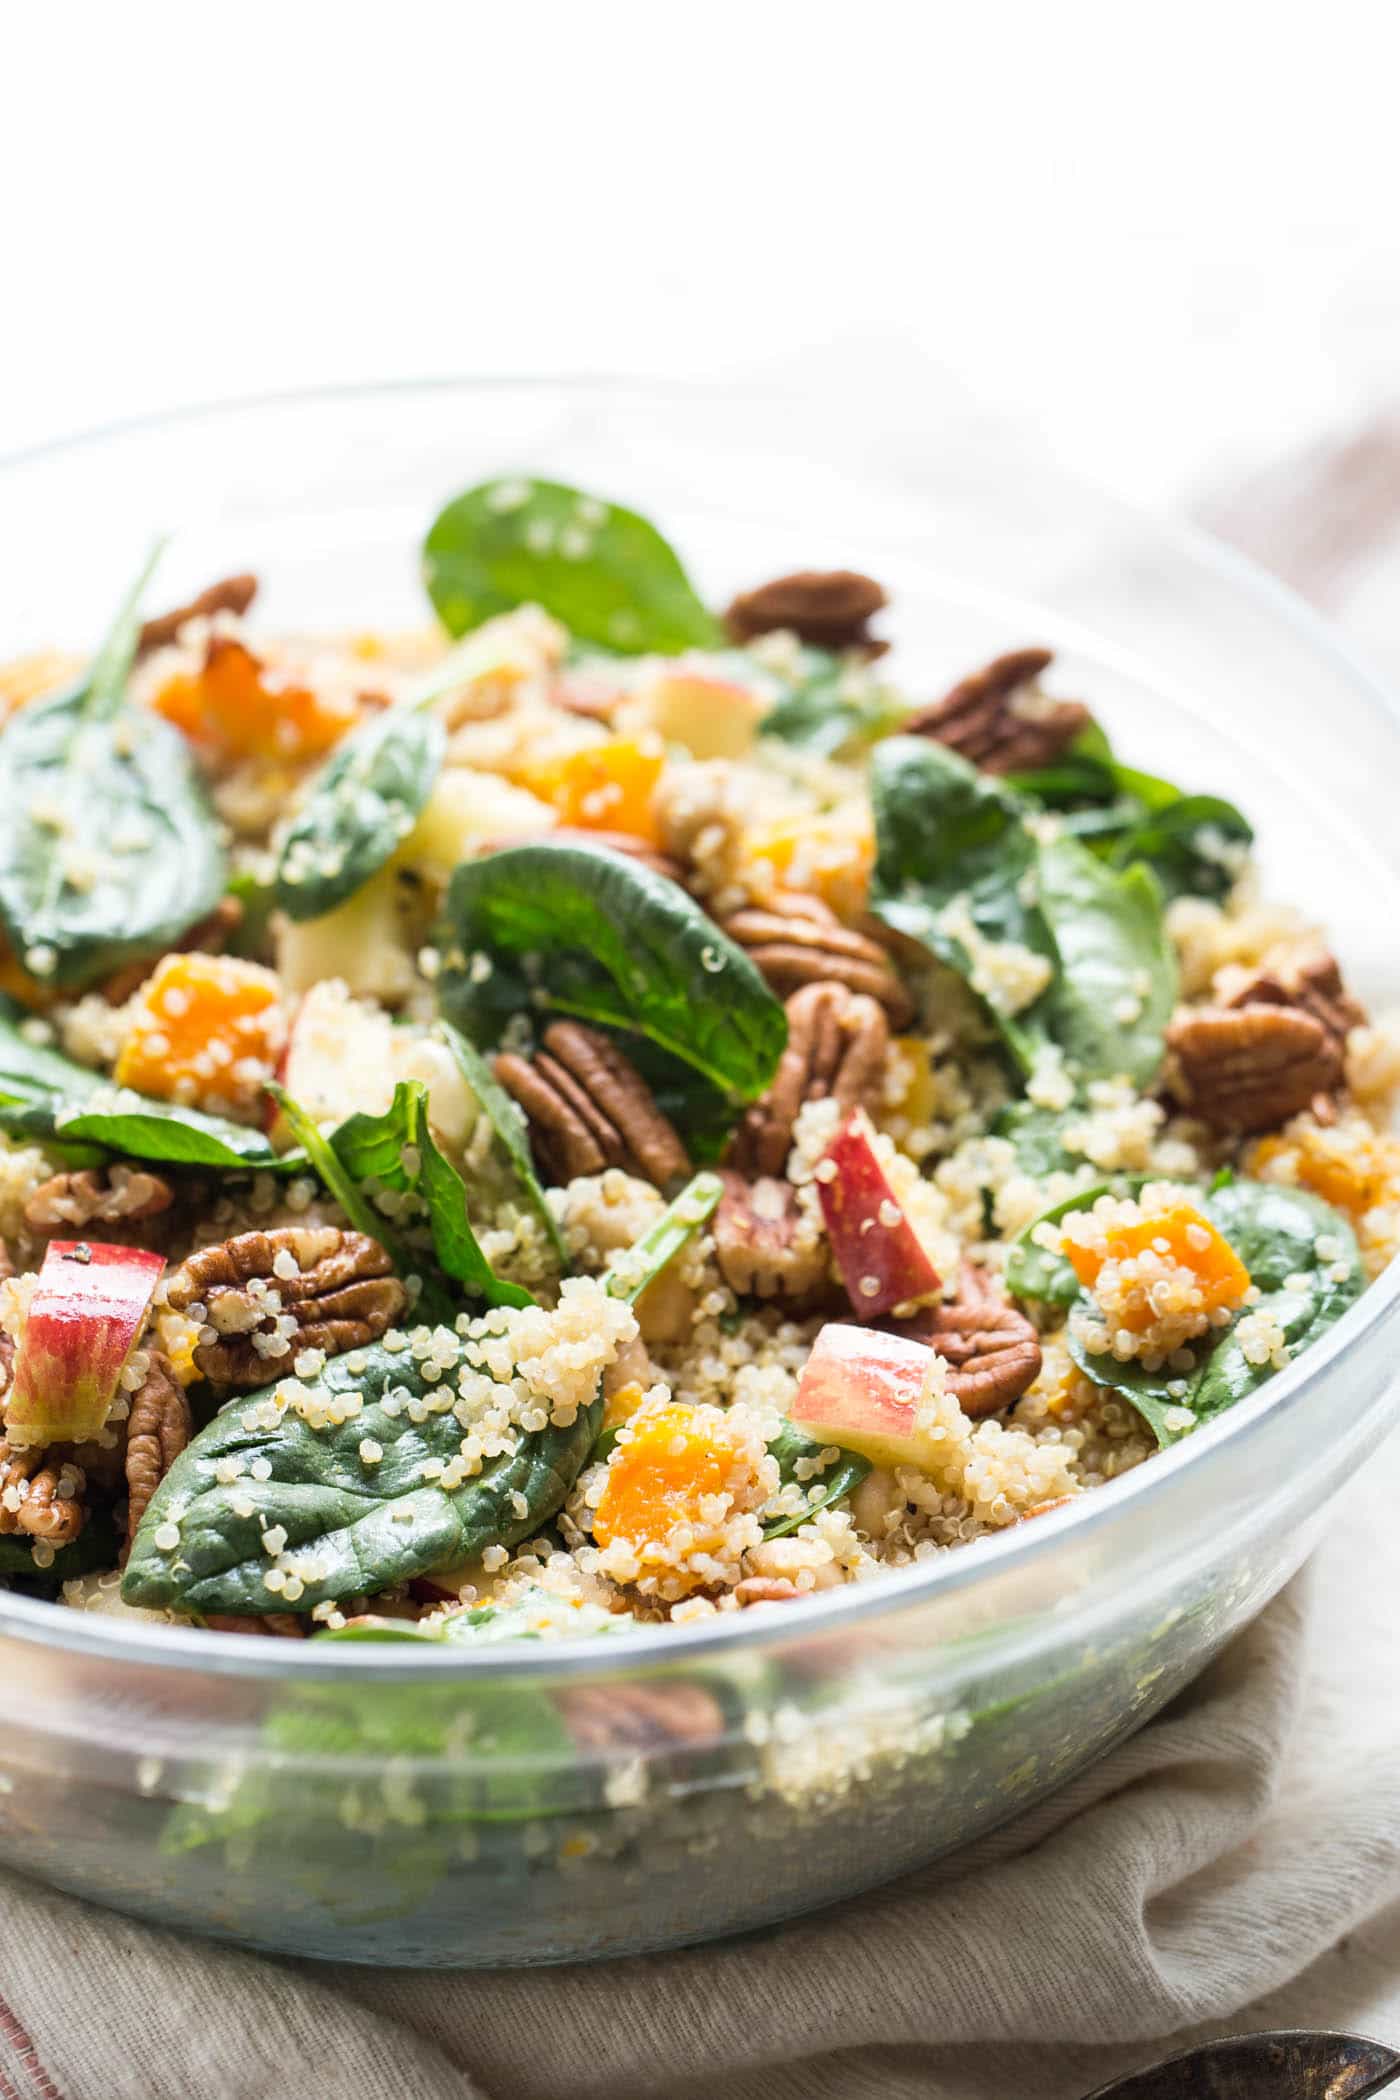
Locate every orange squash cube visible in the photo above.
<box><xmin>592</xmin><ymin>1405</ymin><xmax>737</xmax><ymax>1549</ymax></box>
<box><xmin>151</xmin><ymin>638</ymin><xmax>361</xmax><ymax>764</ymax></box>
<box><xmin>1249</xmin><ymin>1129</ymin><xmax>1394</xmax><ymax>1221</ymax></box>
<box><xmin>522</xmin><ymin>737</ymin><xmax>664</xmax><ymax>845</ymax></box>
<box><xmin>744</xmin><ymin>814</ymin><xmax>875</xmax><ymax>919</ymax></box>
<box><xmin>115</xmin><ymin>953</ymin><xmax>286</xmax><ymax>1111</ymax></box>
<box><xmin>1066</xmin><ymin>1201</ymin><xmax>1251</xmax><ymax>1329</ymax></box>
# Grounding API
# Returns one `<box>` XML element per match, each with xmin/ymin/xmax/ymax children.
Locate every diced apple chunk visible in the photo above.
<box><xmin>625</xmin><ymin>668</ymin><xmax>766</xmax><ymax>760</ymax></box>
<box><xmin>816</xmin><ymin>1110</ymin><xmax>941</xmax><ymax>1317</ymax></box>
<box><xmin>275</xmin><ymin>865</ymin><xmax>418</xmax><ymax>1004</ymax></box>
<box><xmin>6</xmin><ymin>1241</ymin><xmax>166</xmax><ymax>1446</ymax></box>
<box><xmin>279</xmin><ymin>981</ymin><xmax>476</xmax><ymax>1150</ymax></box>
<box><xmin>789</xmin><ymin>1322</ymin><xmax>942</xmax><ymax>1471</ymax></box>
<box><xmin>402</xmin><ymin>766</ymin><xmax>555</xmax><ymax>876</ymax></box>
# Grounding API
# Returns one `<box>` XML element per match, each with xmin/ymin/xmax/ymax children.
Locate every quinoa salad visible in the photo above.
<box><xmin>0</xmin><ymin>479</ymin><xmax>1395</xmax><ymax>1650</ymax></box>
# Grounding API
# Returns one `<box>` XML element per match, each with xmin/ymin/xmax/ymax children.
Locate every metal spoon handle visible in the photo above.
<box><xmin>1348</xmin><ymin>2068</ymin><xmax>1400</xmax><ymax>2100</ymax></box>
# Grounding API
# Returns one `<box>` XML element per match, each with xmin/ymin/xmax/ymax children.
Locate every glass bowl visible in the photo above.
<box><xmin>1</xmin><ymin>381</ymin><xmax>1398</xmax><ymax>1969</ymax></box>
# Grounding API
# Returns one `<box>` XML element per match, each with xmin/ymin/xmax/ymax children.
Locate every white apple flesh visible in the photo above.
<box><xmin>5</xmin><ymin>1240</ymin><xmax>166</xmax><ymax>1446</ymax></box>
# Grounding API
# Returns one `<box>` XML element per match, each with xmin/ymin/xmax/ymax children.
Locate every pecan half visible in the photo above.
<box><xmin>558</xmin><ymin>1681</ymin><xmax>725</xmax><ymax>1750</ymax></box>
<box><xmin>1224</xmin><ymin>950</ymin><xmax>1364</xmax><ymax>1060</ymax></box>
<box><xmin>719</xmin><ymin>892</ymin><xmax>914</xmax><ymax>1029</ymax></box>
<box><xmin>724</xmin><ymin>569</ymin><xmax>888</xmax><ymax>655</ymax></box>
<box><xmin>732</xmin><ymin>979</ymin><xmax>889</xmax><ymax>1179</ymax></box>
<box><xmin>0</xmin><ymin>1442</ymin><xmax>84</xmax><ymax>1544</ymax></box>
<box><xmin>137</xmin><ymin>572</ymin><xmax>259</xmax><ymax>656</ymax></box>
<box><xmin>495</xmin><ymin>1022</ymin><xmax>690</xmax><ymax>1188</ymax></box>
<box><xmin>24</xmin><ymin>1165</ymin><xmax>174</xmax><ymax>1234</ymax></box>
<box><xmin>904</xmin><ymin>648</ymin><xmax>1091</xmax><ymax>774</ymax></box>
<box><xmin>1166</xmin><ymin>1004</ymin><xmax>1342</xmax><ymax>1133</ymax></box>
<box><xmin>713</xmin><ymin>1170</ymin><xmax>827</xmax><ymax>1303</ymax></box>
<box><xmin>165</xmin><ymin>1226</ymin><xmax>406</xmax><ymax>1389</ymax></box>
<box><xmin>888</xmin><ymin>1262</ymin><xmax>1041</xmax><ymax>1417</ymax></box>
<box><xmin>122</xmin><ymin>1353</ymin><xmax>192</xmax><ymax>1555</ymax></box>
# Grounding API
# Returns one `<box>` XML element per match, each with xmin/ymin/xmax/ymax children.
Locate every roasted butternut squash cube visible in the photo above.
<box><xmin>592</xmin><ymin>1405</ymin><xmax>738</xmax><ymax>1550</ymax></box>
<box><xmin>115</xmin><ymin>953</ymin><xmax>286</xmax><ymax>1111</ymax></box>
<box><xmin>522</xmin><ymin>737</ymin><xmax>664</xmax><ymax>845</ymax></box>
<box><xmin>151</xmin><ymin>639</ymin><xmax>361</xmax><ymax>763</ymax></box>
<box><xmin>1066</xmin><ymin>1201</ymin><xmax>1250</xmax><ymax>1327</ymax></box>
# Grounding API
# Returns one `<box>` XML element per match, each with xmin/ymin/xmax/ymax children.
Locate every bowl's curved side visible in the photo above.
<box><xmin>0</xmin><ymin>379</ymin><xmax>1398</xmax><ymax>1963</ymax></box>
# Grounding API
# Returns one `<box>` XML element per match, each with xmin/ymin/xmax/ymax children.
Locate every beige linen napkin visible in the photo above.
<box><xmin>5</xmin><ymin>1441</ymin><xmax>1400</xmax><ymax>2100</ymax></box>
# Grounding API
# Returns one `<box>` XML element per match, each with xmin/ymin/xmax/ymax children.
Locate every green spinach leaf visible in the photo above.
<box><xmin>123</xmin><ymin>1175</ymin><xmax>721</xmax><ymax>1615</ymax></box>
<box><xmin>0</xmin><ymin>997</ymin><xmax>285</xmax><ymax>1168</ymax></box>
<box><xmin>1005</xmin><ymin>1181</ymin><xmax>1118</xmax><ymax>1304</ymax></box>
<box><xmin>439</xmin><ymin>1020</ymin><xmax>569</xmax><ymax>1264</ymax></box>
<box><xmin>0</xmin><ymin>1511</ymin><xmax>119</xmax><ymax>1582</ymax></box>
<box><xmin>438</xmin><ymin>841</ymin><xmax>786</xmax><ymax>1102</ymax></box>
<box><xmin>868</xmin><ymin>736</ymin><xmax>1051</xmax><ymax>1073</ymax></box>
<box><xmin>758</xmin><ymin>649</ymin><xmax>907</xmax><ymax>757</ymax></box>
<box><xmin>270</xmin><ymin>1079</ymin><xmax>532</xmax><ymax>1315</ymax></box>
<box><xmin>1034</xmin><ymin>837</ymin><xmax>1177</xmax><ymax>1088</ymax></box>
<box><xmin>1064</xmin><ymin>1180</ymin><xmax>1364</xmax><ymax>1447</ymax></box>
<box><xmin>275</xmin><ymin>705</ymin><xmax>444</xmax><ymax>923</ymax></box>
<box><xmin>424</xmin><ymin>477</ymin><xmax>722</xmax><ymax>655</ymax></box>
<box><xmin>0</xmin><ymin>548</ymin><xmax>226</xmax><ymax>990</ymax></box>
<box><xmin>762</xmin><ymin>1423</ymin><xmax>870</xmax><ymax>1540</ymax></box>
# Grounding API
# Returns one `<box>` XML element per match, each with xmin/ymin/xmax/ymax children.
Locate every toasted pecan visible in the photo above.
<box><xmin>888</xmin><ymin>1262</ymin><xmax>1042</xmax><ymax>1417</ymax></box>
<box><xmin>1166</xmin><ymin>1004</ymin><xmax>1343</xmax><ymax>1133</ymax></box>
<box><xmin>24</xmin><ymin>1165</ymin><xmax>175</xmax><ymax>1235</ymax></box>
<box><xmin>732</xmin><ymin>1576</ymin><xmax>803</xmax><ymax>1606</ymax></box>
<box><xmin>712</xmin><ymin>1170</ymin><xmax>828</xmax><ymax>1303</ymax></box>
<box><xmin>719</xmin><ymin>892</ymin><xmax>913</xmax><ymax>1028</ymax></box>
<box><xmin>0</xmin><ymin>1441</ymin><xmax>85</xmax><ymax>1544</ymax></box>
<box><xmin>165</xmin><ymin>1226</ymin><xmax>406</xmax><ymax>1389</ymax></box>
<box><xmin>1223</xmin><ymin>949</ymin><xmax>1364</xmax><ymax>1061</ymax></box>
<box><xmin>122</xmin><ymin>1353</ymin><xmax>192</xmax><ymax>1556</ymax></box>
<box><xmin>137</xmin><ymin>573</ymin><xmax>259</xmax><ymax>656</ymax></box>
<box><xmin>904</xmin><ymin>647</ymin><xmax>1090</xmax><ymax>774</ymax></box>
<box><xmin>733</xmin><ymin>979</ymin><xmax>889</xmax><ymax>1180</ymax></box>
<box><xmin>724</xmin><ymin>569</ymin><xmax>888</xmax><ymax>655</ymax></box>
<box><xmin>495</xmin><ymin>1021</ymin><xmax>690</xmax><ymax>1189</ymax></box>
<box><xmin>558</xmin><ymin>1681</ymin><xmax>726</xmax><ymax>1750</ymax></box>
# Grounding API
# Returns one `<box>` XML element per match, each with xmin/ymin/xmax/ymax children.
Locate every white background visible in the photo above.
<box><xmin>4</xmin><ymin>2</ymin><xmax>1400</xmax><ymax>536</ymax></box>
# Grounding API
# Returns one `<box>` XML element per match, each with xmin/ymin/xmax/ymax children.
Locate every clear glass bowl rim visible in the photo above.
<box><xmin>2</xmin><ymin>373</ymin><xmax>1397</xmax><ymax>1683</ymax></box>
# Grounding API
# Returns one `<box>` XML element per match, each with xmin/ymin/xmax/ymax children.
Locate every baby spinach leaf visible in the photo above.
<box><xmin>604</xmin><ymin>1171</ymin><xmax>722</xmax><ymax>1304</ymax></box>
<box><xmin>0</xmin><ymin>997</ymin><xmax>284</xmax><ymax>1167</ymax></box>
<box><xmin>1034</xmin><ymin>837</ymin><xmax>1177</xmax><ymax>1088</ymax></box>
<box><xmin>993</xmin><ymin>1102</ymin><xmax>1079</xmax><ymax>1178</ymax></box>
<box><xmin>759</xmin><ymin>650</ymin><xmax>908</xmax><ymax>757</ymax></box>
<box><xmin>0</xmin><ymin>1511</ymin><xmax>119</xmax><ymax>1582</ymax></box>
<box><xmin>438</xmin><ymin>841</ymin><xmax>786</xmax><ymax>1103</ymax></box>
<box><xmin>868</xmin><ymin>736</ymin><xmax>1052</xmax><ymax>1074</ymax></box>
<box><xmin>123</xmin><ymin>1177</ymin><xmax>721</xmax><ymax>1616</ymax></box>
<box><xmin>275</xmin><ymin>704</ymin><xmax>445</xmax><ymax>923</ymax></box>
<box><xmin>1107</xmin><ymin>792</ymin><xmax>1253</xmax><ymax>903</ymax></box>
<box><xmin>424</xmin><ymin>477</ymin><xmax>722</xmax><ymax>656</ymax></box>
<box><xmin>270</xmin><ymin>1079</ymin><xmax>532</xmax><ymax>1314</ymax></box>
<box><xmin>1005</xmin><ymin>1183</ymin><xmax>1116</xmax><ymax>1305</ymax></box>
<box><xmin>440</xmin><ymin>1020</ymin><xmax>568</xmax><ymax>1265</ymax></box>
<box><xmin>762</xmin><ymin>1423</ymin><xmax>870</xmax><ymax>1540</ymax></box>
<box><xmin>1010</xmin><ymin>726</ymin><xmax>1253</xmax><ymax>903</ymax></box>
<box><xmin>121</xmin><ymin>1334</ymin><xmax>601</xmax><ymax>1616</ymax></box>
<box><xmin>1064</xmin><ymin>1180</ymin><xmax>1364</xmax><ymax>1447</ymax></box>
<box><xmin>0</xmin><ymin>548</ymin><xmax>226</xmax><ymax>991</ymax></box>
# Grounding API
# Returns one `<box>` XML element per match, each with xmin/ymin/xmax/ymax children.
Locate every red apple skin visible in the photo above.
<box><xmin>5</xmin><ymin>1240</ymin><xmax>165</xmax><ymax>1446</ymax></box>
<box><xmin>789</xmin><ymin>1321</ymin><xmax>939</xmax><ymax>1468</ymax></box>
<box><xmin>816</xmin><ymin>1111</ymin><xmax>941</xmax><ymax>1318</ymax></box>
